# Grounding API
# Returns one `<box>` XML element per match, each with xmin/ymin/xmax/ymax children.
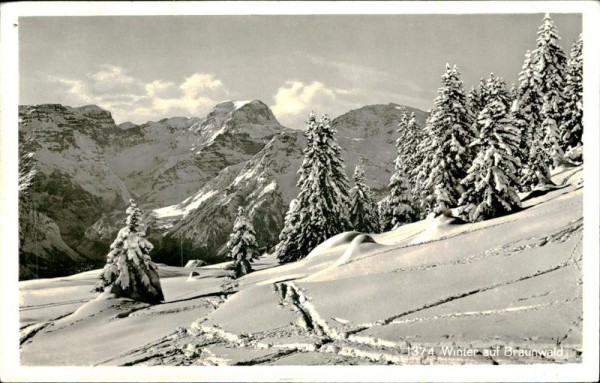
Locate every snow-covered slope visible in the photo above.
<box><xmin>19</xmin><ymin>167</ymin><xmax>583</xmax><ymax>366</ymax></box>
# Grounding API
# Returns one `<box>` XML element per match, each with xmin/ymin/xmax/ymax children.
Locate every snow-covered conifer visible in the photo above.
<box><xmin>94</xmin><ymin>199</ymin><xmax>164</xmax><ymax>304</ymax></box>
<box><xmin>484</xmin><ymin>74</ymin><xmax>510</xmax><ymax>101</ymax></box>
<box><xmin>384</xmin><ymin>112</ymin><xmax>420</xmax><ymax>228</ymax></box>
<box><xmin>512</xmin><ymin>49</ymin><xmax>541</xmax><ymax>175</ymax></box>
<box><xmin>387</xmin><ymin>167</ymin><xmax>417</xmax><ymax>228</ymax></box>
<box><xmin>460</xmin><ymin>75</ymin><xmax>522</xmax><ymax>222</ymax></box>
<box><xmin>520</xmin><ymin>138</ymin><xmax>555</xmax><ymax>190</ymax></box>
<box><xmin>413</xmin><ymin>114</ymin><xmax>435</xmax><ymax>216</ymax></box>
<box><xmin>395</xmin><ymin>110</ymin><xmax>424</xmax><ymax>188</ymax></box>
<box><xmin>561</xmin><ymin>33</ymin><xmax>583</xmax><ymax>152</ymax></box>
<box><xmin>420</xmin><ymin>64</ymin><xmax>476</xmax><ymax>215</ymax></box>
<box><xmin>535</xmin><ymin>13</ymin><xmax>568</xmax><ymax>167</ymax></box>
<box><xmin>513</xmin><ymin>50</ymin><xmax>554</xmax><ymax>189</ymax></box>
<box><xmin>509</xmin><ymin>82</ymin><xmax>517</xmax><ymax>101</ymax></box>
<box><xmin>349</xmin><ymin>161</ymin><xmax>380</xmax><ymax>233</ymax></box>
<box><xmin>467</xmin><ymin>78</ymin><xmax>488</xmax><ymax>120</ymax></box>
<box><xmin>274</xmin><ymin>199</ymin><xmax>303</xmax><ymax>261</ymax></box>
<box><xmin>378</xmin><ymin>197</ymin><xmax>394</xmax><ymax>232</ymax></box>
<box><xmin>275</xmin><ymin>112</ymin><xmax>351</xmax><ymax>263</ymax></box>
<box><xmin>226</xmin><ymin>207</ymin><xmax>259</xmax><ymax>279</ymax></box>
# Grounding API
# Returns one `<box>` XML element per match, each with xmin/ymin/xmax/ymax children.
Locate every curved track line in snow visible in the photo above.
<box><xmin>390</xmin><ymin>297</ymin><xmax>581</xmax><ymax>325</ymax></box>
<box><xmin>347</xmin><ymin>242</ymin><xmax>582</xmax><ymax>336</ymax></box>
<box><xmin>389</xmin><ymin>217</ymin><xmax>583</xmax><ymax>274</ymax></box>
<box><xmin>19</xmin><ymin>298</ymin><xmax>91</xmax><ymax>311</ymax></box>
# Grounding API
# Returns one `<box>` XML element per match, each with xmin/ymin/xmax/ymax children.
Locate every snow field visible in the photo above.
<box><xmin>19</xmin><ymin>168</ymin><xmax>583</xmax><ymax>365</ymax></box>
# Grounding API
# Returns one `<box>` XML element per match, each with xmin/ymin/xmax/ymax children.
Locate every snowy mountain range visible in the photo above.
<box><xmin>18</xmin><ymin>100</ymin><xmax>427</xmax><ymax>278</ymax></box>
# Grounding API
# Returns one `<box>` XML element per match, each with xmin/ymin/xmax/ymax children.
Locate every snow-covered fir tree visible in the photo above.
<box><xmin>413</xmin><ymin>113</ymin><xmax>435</xmax><ymax>216</ymax></box>
<box><xmin>395</xmin><ymin>110</ymin><xmax>424</xmax><ymax>188</ymax></box>
<box><xmin>512</xmin><ymin>49</ymin><xmax>542</xmax><ymax>172</ymax></box>
<box><xmin>517</xmin><ymin>14</ymin><xmax>568</xmax><ymax>188</ymax></box>
<box><xmin>382</xmin><ymin>112</ymin><xmax>420</xmax><ymax>229</ymax></box>
<box><xmin>94</xmin><ymin>199</ymin><xmax>164</xmax><ymax>304</ymax></box>
<box><xmin>419</xmin><ymin>64</ymin><xmax>476</xmax><ymax>215</ymax></box>
<box><xmin>226</xmin><ymin>207</ymin><xmax>259</xmax><ymax>279</ymax></box>
<box><xmin>509</xmin><ymin>82</ymin><xmax>517</xmax><ymax>101</ymax></box>
<box><xmin>536</xmin><ymin>13</ymin><xmax>568</xmax><ymax>168</ymax></box>
<box><xmin>349</xmin><ymin>160</ymin><xmax>380</xmax><ymax>233</ymax></box>
<box><xmin>521</xmin><ymin>137</ymin><xmax>555</xmax><ymax>190</ymax></box>
<box><xmin>460</xmin><ymin>75</ymin><xmax>522</xmax><ymax>222</ymax></box>
<box><xmin>561</xmin><ymin>33</ymin><xmax>583</xmax><ymax>153</ymax></box>
<box><xmin>275</xmin><ymin>199</ymin><xmax>303</xmax><ymax>261</ymax></box>
<box><xmin>378</xmin><ymin>197</ymin><xmax>394</xmax><ymax>232</ymax></box>
<box><xmin>275</xmin><ymin>112</ymin><xmax>351</xmax><ymax>264</ymax></box>
<box><xmin>473</xmin><ymin>73</ymin><xmax>515</xmax><ymax>155</ymax></box>
<box><xmin>513</xmin><ymin>49</ymin><xmax>553</xmax><ymax>189</ymax></box>
<box><xmin>483</xmin><ymin>73</ymin><xmax>513</xmax><ymax>108</ymax></box>
<box><xmin>467</xmin><ymin>78</ymin><xmax>488</xmax><ymax>120</ymax></box>
<box><xmin>274</xmin><ymin>114</ymin><xmax>321</xmax><ymax>263</ymax></box>
<box><xmin>386</xmin><ymin>166</ymin><xmax>417</xmax><ymax>229</ymax></box>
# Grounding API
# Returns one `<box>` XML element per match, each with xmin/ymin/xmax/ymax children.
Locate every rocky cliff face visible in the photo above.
<box><xmin>105</xmin><ymin>100</ymin><xmax>285</xmax><ymax>207</ymax></box>
<box><xmin>19</xmin><ymin>104</ymin><xmax>130</xmax><ymax>203</ymax></box>
<box><xmin>18</xmin><ymin>101</ymin><xmax>427</xmax><ymax>278</ymax></box>
<box><xmin>154</xmin><ymin>130</ymin><xmax>305</xmax><ymax>263</ymax></box>
<box><xmin>18</xmin><ymin>209</ymin><xmax>84</xmax><ymax>280</ymax></box>
<box><xmin>334</xmin><ymin>103</ymin><xmax>428</xmax><ymax>197</ymax></box>
<box><xmin>19</xmin><ymin>105</ymin><xmax>131</xmax><ymax>278</ymax></box>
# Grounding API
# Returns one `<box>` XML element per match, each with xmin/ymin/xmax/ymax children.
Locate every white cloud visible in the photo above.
<box><xmin>270</xmin><ymin>80</ymin><xmax>364</xmax><ymax>128</ymax></box>
<box><xmin>90</xmin><ymin>65</ymin><xmax>136</xmax><ymax>85</ymax></box>
<box><xmin>48</xmin><ymin>77</ymin><xmax>93</xmax><ymax>104</ymax></box>
<box><xmin>47</xmin><ymin>67</ymin><xmax>229</xmax><ymax>124</ymax></box>
<box><xmin>144</xmin><ymin>80</ymin><xmax>175</xmax><ymax>98</ymax></box>
<box><xmin>180</xmin><ymin>73</ymin><xmax>226</xmax><ymax>97</ymax></box>
<box><xmin>271</xmin><ymin>81</ymin><xmax>338</xmax><ymax>119</ymax></box>
<box><xmin>145</xmin><ymin>73</ymin><xmax>227</xmax><ymax>117</ymax></box>
<box><xmin>88</xmin><ymin>65</ymin><xmax>142</xmax><ymax>95</ymax></box>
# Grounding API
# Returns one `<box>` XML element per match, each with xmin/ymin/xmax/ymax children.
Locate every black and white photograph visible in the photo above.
<box><xmin>1</xmin><ymin>1</ymin><xmax>599</xmax><ymax>382</ymax></box>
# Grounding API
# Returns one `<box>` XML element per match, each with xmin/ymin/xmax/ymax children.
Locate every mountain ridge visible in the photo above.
<box><xmin>18</xmin><ymin>100</ymin><xmax>428</xmax><ymax>278</ymax></box>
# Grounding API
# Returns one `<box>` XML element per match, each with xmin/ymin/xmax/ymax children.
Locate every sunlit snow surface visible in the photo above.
<box><xmin>20</xmin><ymin>167</ymin><xmax>583</xmax><ymax>366</ymax></box>
<box><xmin>233</xmin><ymin>100</ymin><xmax>253</xmax><ymax>110</ymax></box>
<box><xmin>153</xmin><ymin>190</ymin><xmax>219</xmax><ymax>220</ymax></box>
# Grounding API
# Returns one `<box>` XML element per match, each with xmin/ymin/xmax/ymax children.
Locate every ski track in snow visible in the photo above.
<box><xmin>20</xmin><ymin>171</ymin><xmax>584</xmax><ymax>366</ymax></box>
<box><xmin>176</xmin><ymin>215</ymin><xmax>580</xmax><ymax>365</ymax></box>
<box><xmin>120</xmin><ymin>237</ymin><xmax>582</xmax><ymax>367</ymax></box>
<box><xmin>135</xmin><ymin>266</ymin><xmax>579</xmax><ymax>365</ymax></box>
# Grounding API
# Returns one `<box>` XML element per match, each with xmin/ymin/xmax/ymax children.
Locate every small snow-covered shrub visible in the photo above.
<box><xmin>226</xmin><ymin>207</ymin><xmax>259</xmax><ymax>278</ymax></box>
<box><xmin>94</xmin><ymin>199</ymin><xmax>164</xmax><ymax>304</ymax></box>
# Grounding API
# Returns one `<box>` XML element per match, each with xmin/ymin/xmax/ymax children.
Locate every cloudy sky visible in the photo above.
<box><xmin>19</xmin><ymin>14</ymin><xmax>581</xmax><ymax>129</ymax></box>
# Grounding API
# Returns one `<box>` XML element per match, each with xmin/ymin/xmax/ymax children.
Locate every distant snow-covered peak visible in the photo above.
<box><xmin>233</xmin><ymin>100</ymin><xmax>253</xmax><ymax>109</ymax></box>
